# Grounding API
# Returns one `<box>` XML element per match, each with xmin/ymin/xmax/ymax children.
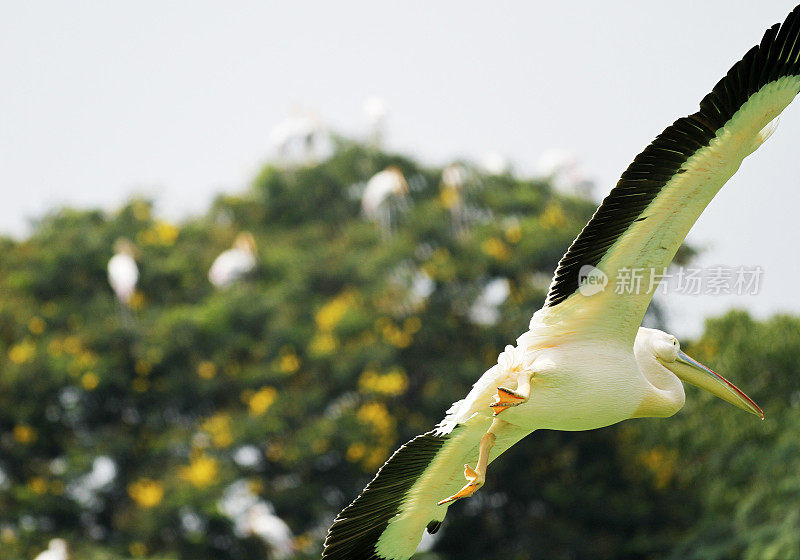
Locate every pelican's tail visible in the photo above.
<box><xmin>323</xmin><ymin>419</ymin><xmax>495</xmax><ymax>560</ymax></box>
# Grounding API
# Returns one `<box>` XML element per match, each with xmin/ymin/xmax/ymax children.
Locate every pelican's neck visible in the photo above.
<box><xmin>632</xmin><ymin>346</ymin><xmax>685</xmax><ymax>418</ymax></box>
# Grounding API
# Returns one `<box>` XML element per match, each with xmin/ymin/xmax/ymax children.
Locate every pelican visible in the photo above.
<box><xmin>208</xmin><ymin>232</ymin><xmax>257</xmax><ymax>289</ymax></box>
<box><xmin>323</xmin><ymin>6</ymin><xmax>800</xmax><ymax>559</ymax></box>
<box><xmin>107</xmin><ymin>238</ymin><xmax>138</xmax><ymax>306</ymax></box>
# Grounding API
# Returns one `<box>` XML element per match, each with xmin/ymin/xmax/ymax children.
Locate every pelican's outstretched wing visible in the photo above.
<box><xmin>323</xmin><ymin>418</ymin><xmax>527</xmax><ymax>560</ymax></box>
<box><xmin>542</xmin><ymin>5</ymin><xmax>800</xmax><ymax>341</ymax></box>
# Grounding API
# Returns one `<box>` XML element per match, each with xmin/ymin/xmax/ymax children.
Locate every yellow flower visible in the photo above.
<box><xmin>28</xmin><ymin>317</ymin><xmax>45</xmax><ymax>335</ymax></box>
<box><xmin>248</xmin><ymin>386</ymin><xmax>277</xmax><ymax>416</ymax></box>
<box><xmin>78</xmin><ymin>351</ymin><xmax>98</xmax><ymax>369</ymax></box>
<box><xmin>8</xmin><ymin>340</ymin><xmax>36</xmax><ymax>364</ymax></box>
<box><xmin>13</xmin><ymin>424</ymin><xmax>37</xmax><ymax>444</ymax></box>
<box><xmin>179</xmin><ymin>454</ymin><xmax>219</xmax><ymax>488</ymax></box>
<box><xmin>28</xmin><ymin>477</ymin><xmax>48</xmax><ymax>494</ymax></box>
<box><xmin>134</xmin><ymin>360</ymin><xmax>151</xmax><ymax>376</ymax></box>
<box><xmin>63</xmin><ymin>336</ymin><xmax>81</xmax><ymax>354</ymax></box>
<box><xmin>357</xmin><ymin>402</ymin><xmax>395</xmax><ymax>436</ymax></box>
<box><xmin>346</xmin><ymin>442</ymin><xmax>366</xmax><ymax>463</ymax></box>
<box><xmin>132</xmin><ymin>378</ymin><xmax>149</xmax><ymax>393</ymax></box>
<box><xmin>375</xmin><ymin>319</ymin><xmax>412</xmax><ymax>348</ymax></box>
<box><xmin>128</xmin><ymin>478</ymin><xmax>164</xmax><ymax>508</ymax></box>
<box><xmin>309</xmin><ymin>333</ymin><xmax>337</xmax><ymax>356</ymax></box>
<box><xmin>359</xmin><ymin>368</ymin><xmax>408</xmax><ymax>397</ymax></box>
<box><xmin>540</xmin><ymin>201</ymin><xmax>566</xmax><ymax>229</ymax></box>
<box><xmin>153</xmin><ymin>221</ymin><xmax>179</xmax><ymax>245</ymax></box>
<box><xmin>278</xmin><ymin>351</ymin><xmax>300</xmax><ymax>374</ymax></box>
<box><xmin>81</xmin><ymin>372</ymin><xmax>100</xmax><ymax>391</ymax></box>
<box><xmin>315</xmin><ymin>292</ymin><xmax>355</xmax><ymax>331</ymax></box>
<box><xmin>202</xmin><ymin>413</ymin><xmax>234</xmax><ymax>448</ymax></box>
<box><xmin>438</xmin><ymin>186</ymin><xmax>461</xmax><ymax>209</ymax></box>
<box><xmin>129</xmin><ymin>542</ymin><xmax>148</xmax><ymax>557</ymax></box>
<box><xmin>505</xmin><ymin>222</ymin><xmax>522</xmax><ymax>244</ymax></box>
<box><xmin>481</xmin><ymin>237</ymin><xmax>511</xmax><ymax>262</ymax></box>
<box><xmin>197</xmin><ymin>361</ymin><xmax>217</xmax><ymax>379</ymax></box>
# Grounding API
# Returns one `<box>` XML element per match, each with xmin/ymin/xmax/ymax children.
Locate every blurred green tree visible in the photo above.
<box><xmin>0</xmin><ymin>139</ymin><xmax>790</xmax><ymax>560</ymax></box>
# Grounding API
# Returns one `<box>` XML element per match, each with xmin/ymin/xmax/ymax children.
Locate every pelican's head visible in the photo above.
<box><xmin>636</xmin><ymin>328</ymin><xmax>763</xmax><ymax>418</ymax></box>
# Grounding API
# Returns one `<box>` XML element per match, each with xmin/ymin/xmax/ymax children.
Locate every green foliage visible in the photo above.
<box><xmin>0</xmin><ymin>139</ymin><xmax>795</xmax><ymax>559</ymax></box>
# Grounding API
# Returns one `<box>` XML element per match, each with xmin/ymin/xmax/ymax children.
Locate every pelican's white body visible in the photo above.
<box><xmin>327</xmin><ymin>11</ymin><xmax>800</xmax><ymax>559</ymax></box>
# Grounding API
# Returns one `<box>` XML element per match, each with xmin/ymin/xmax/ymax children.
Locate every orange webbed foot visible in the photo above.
<box><xmin>490</xmin><ymin>386</ymin><xmax>526</xmax><ymax>415</ymax></box>
<box><xmin>437</xmin><ymin>464</ymin><xmax>485</xmax><ymax>505</ymax></box>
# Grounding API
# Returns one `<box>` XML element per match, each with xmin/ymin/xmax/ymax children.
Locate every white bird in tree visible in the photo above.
<box><xmin>33</xmin><ymin>538</ymin><xmax>68</xmax><ymax>560</ymax></box>
<box><xmin>537</xmin><ymin>148</ymin><xmax>594</xmax><ymax>198</ymax></box>
<box><xmin>270</xmin><ymin>111</ymin><xmax>332</xmax><ymax>165</ymax></box>
<box><xmin>107</xmin><ymin>238</ymin><xmax>138</xmax><ymax>306</ymax></box>
<box><xmin>361</xmin><ymin>166</ymin><xmax>410</xmax><ymax>234</ymax></box>
<box><xmin>247</xmin><ymin>502</ymin><xmax>294</xmax><ymax>559</ymax></box>
<box><xmin>208</xmin><ymin>232</ymin><xmax>257</xmax><ymax>289</ymax></box>
<box><xmin>323</xmin><ymin>6</ymin><xmax>800</xmax><ymax>559</ymax></box>
<box><xmin>364</xmin><ymin>96</ymin><xmax>389</xmax><ymax>146</ymax></box>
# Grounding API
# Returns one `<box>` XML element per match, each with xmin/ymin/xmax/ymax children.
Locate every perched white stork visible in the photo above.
<box><xmin>208</xmin><ymin>232</ymin><xmax>257</xmax><ymax>289</ymax></box>
<box><xmin>33</xmin><ymin>538</ymin><xmax>68</xmax><ymax>560</ymax></box>
<box><xmin>247</xmin><ymin>502</ymin><xmax>294</xmax><ymax>559</ymax></box>
<box><xmin>107</xmin><ymin>238</ymin><xmax>138</xmax><ymax>306</ymax></box>
<box><xmin>323</xmin><ymin>6</ymin><xmax>800</xmax><ymax>559</ymax></box>
<box><xmin>219</xmin><ymin>480</ymin><xmax>293</xmax><ymax>559</ymax></box>
<box><xmin>361</xmin><ymin>166</ymin><xmax>410</xmax><ymax>234</ymax></box>
<box><xmin>468</xmin><ymin>277</ymin><xmax>511</xmax><ymax>326</ymax></box>
<box><xmin>537</xmin><ymin>148</ymin><xmax>594</xmax><ymax>198</ymax></box>
<box><xmin>364</xmin><ymin>96</ymin><xmax>389</xmax><ymax>146</ymax></box>
<box><xmin>269</xmin><ymin>112</ymin><xmax>332</xmax><ymax>165</ymax></box>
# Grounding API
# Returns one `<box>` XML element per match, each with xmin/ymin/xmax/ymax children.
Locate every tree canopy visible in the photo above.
<box><xmin>0</xmin><ymin>139</ymin><xmax>795</xmax><ymax>559</ymax></box>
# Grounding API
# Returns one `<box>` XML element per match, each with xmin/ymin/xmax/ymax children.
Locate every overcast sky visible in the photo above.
<box><xmin>2</xmin><ymin>1</ymin><xmax>800</xmax><ymax>337</ymax></box>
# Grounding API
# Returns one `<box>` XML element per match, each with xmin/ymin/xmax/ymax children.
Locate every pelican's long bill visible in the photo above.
<box><xmin>668</xmin><ymin>350</ymin><xmax>764</xmax><ymax>419</ymax></box>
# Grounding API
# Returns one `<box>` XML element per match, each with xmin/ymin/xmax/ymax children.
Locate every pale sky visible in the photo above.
<box><xmin>2</xmin><ymin>1</ymin><xmax>800</xmax><ymax>337</ymax></box>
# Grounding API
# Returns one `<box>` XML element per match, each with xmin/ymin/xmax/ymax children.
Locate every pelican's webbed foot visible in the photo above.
<box><xmin>490</xmin><ymin>373</ymin><xmax>532</xmax><ymax>416</ymax></box>
<box><xmin>438</xmin><ymin>427</ymin><xmax>498</xmax><ymax>505</ymax></box>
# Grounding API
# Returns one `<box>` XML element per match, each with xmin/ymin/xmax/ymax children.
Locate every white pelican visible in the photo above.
<box><xmin>107</xmin><ymin>238</ymin><xmax>138</xmax><ymax>306</ymax></box>
<box><xmin>33</xmin><ymin>538</ymin><xmax>68</xmax><ymax>560</ymax></box>
<box><xmin>208</xmin><ymin>232</ymin><xmax>257</xmax><ymax>289</ymax></box>
<box><xmin>323</xmin><ymin>5</ymin><xmax>800</xmax><ymax>559</ymax></box>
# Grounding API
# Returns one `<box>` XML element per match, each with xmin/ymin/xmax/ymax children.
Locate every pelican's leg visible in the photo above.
<box><xmin>438</xmin><ymin>418</ymin><xmax>503</xmax><ymax>505</ymax></box>
<box><xmin>490</xmin><ymin>372</ymin><xmax>532</xmax><ymax>415</ymax></box>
